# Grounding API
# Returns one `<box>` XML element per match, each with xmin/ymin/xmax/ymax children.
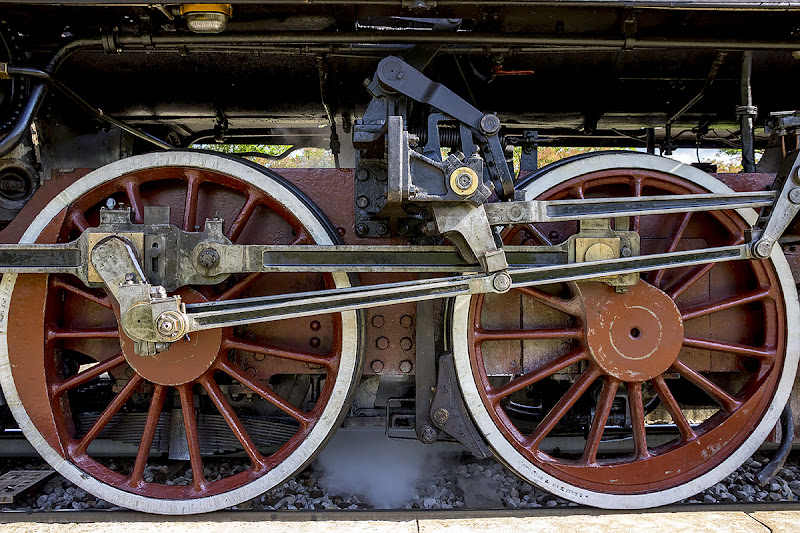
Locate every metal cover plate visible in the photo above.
<box><xmin>0</xmin><ymin>469</ymin><xmax>54</xmax><ymax>504</ymax></box>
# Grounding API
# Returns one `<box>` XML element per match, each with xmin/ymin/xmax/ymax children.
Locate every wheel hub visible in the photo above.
<box><xmin>580</xmin><ymin>280</ymin><xmax>684</xmax><ymax>382</ymax></box>
<box><xmin>119</xmin><ymin>290</ymin><xmax>222</xmax><ymax>386</ymax></box>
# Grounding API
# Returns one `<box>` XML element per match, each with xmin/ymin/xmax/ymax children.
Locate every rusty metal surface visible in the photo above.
<box><xmin>580</xmin><ymin>281</ymin><xmax>684</xmax><ymax>382</ymax></box>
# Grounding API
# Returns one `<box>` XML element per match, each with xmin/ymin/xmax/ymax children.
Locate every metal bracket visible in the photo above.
<box><xmin>430</xmin><ymin>353</ymin><xmax>491</xmax><ymax>459</ymax></box>
<box><xmin>752</xmin><ymin>150</ymin><xmax>800</xmax><ymax>258</ymax></box>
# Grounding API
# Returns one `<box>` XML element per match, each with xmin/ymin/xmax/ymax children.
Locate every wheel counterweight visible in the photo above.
<box><xmin>452</xmin><ymin>152</ymin><xmax>800</xmax><ymax>508</ymax></box>
<box><xmin>0</xmin><ymin>151</ymin><xmax>362</xmax><ymax>514</ymax></box>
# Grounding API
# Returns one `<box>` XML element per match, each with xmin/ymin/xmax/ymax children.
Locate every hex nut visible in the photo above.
<box><xmin>417</xmin><ymin>424</ymin><xmax>438</xmax><ymax>444</ymax></box>
<box><xmin>399</xmin><ymin>359</ymin><xmax>413</xmax><ymax>373</ymax></box>
<box><xmin>432</xmin><ymin>407</ymin><xmax>450</xmax><ymax>427</ymax></box>
<box><xmin>197</xmin><ymin>248</ymin><xmax>220</xmax><ymax>268</ymax></box>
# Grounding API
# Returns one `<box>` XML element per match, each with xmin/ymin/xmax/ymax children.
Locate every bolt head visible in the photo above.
<box><xmin>417</xmin><ymin>424</ymin><xmax>438</xmax><ymax>444</ymax></box>
<box><xmin>480</xmin><ymin>114</ymin><xmax>501</xmax><ymax>135</ymax></box>
<box><xmin>355</xmin><ymin>223</ymin><xmax>369</xmax><ymax>237</ymax></box>
<box><xmin>755</xmin><ymin>239</ymin><xmax>774</xmax><ymax>258</ymax></box>
<box><xmin>492</xmin><ymin>272</ymin><xmax>512</xmax><ymax>293</ymax></box>
<box><xmin>371</xmin><ymin>360</ymin><xmax>384</xmax><ymax>373</ymax></box>
<box><xmin>399</xmin><ymin>359</ymin><xmax>413</xmax><ymax>373</ymax></box>
<box><xmin>432</xmin><ymin>408</ymin><xmax>450</xmax><ymax>427</ymax></box>
<box><xmin>789</xmin><ymin>188</ymin><xmax>800</xmax><ymax>205</ymax></box>
<box><xmin>198</xmin><ymin>248</ymin><xmax>220</xmax><ymax>268</ymax></box>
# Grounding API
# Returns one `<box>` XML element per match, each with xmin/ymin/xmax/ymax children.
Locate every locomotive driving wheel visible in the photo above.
<box><xmin>453</xmin><ymin>152</ymin><xmax>800</xmax><ymax>508</ymax></box>
<box><xmin>0</xmin><ymin>151</ymin><xmax>362</xmax><ymax>514</ymax></box>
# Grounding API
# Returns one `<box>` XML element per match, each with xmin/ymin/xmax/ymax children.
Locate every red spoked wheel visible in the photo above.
<box><xmin>452</xmin><ymin>152</ymin><xmax>799</xmax><ymax>508</ymax></box>
<box><xmin>0</xmin><ymin>151</ymin><xmax>362</xmax><ymax>514</ymax></box>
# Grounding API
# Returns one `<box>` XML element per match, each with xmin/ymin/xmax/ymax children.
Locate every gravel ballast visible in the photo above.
<box><xmin>1</xmin><ymin>431</ymin><xmax>798</xmax><ymax>512</ymax></box>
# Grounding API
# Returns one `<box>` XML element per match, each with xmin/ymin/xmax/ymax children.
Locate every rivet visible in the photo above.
<box><xmin>310</xmin><ymin>320</ymin><xmax>321</xmax><ymax>331</ymax></box>
<box><xmin>310</xmin><ymin>337</ymin><xmax>320</xmax><ymax>348</ymax></box>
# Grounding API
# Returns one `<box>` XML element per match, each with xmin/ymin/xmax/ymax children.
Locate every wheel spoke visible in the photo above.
<box><xmin>580</xmin><ymin>376</ymin><xmax>620</xmax><ymax>465</ymax></box>
<box><xmin>647</xmin><ymin>211</ymin><xmax>691</xmax><ymax>287</ymax></box>
<box><xmin>626</xmin><ymin>381</ymin><xmax>651</xmax><ymax>460</ymax></box>
<box><xmin>177</xmin><ymin>384</ymin><xmax>208</xmax><ymax>491</ymax></box>
<box><xmin>214</xmin><ymin>272</ymin><xmax>265</xmax><ymax>302</ymax></box>
<box><xmin>631</xmin><ymin>177</ymin><xmax>643</xmax><ymax>234</ymax></box>
<box><xmin>51</xmin><ymin>278</ymin><xmax>111</xmax><ymax>309</ymax></box>
<box><xmin>514</xmin><ymin>286</ymin><xmax>582</xmax><ymax>317</ymax></box>
<box><xmin>222</xmin><ymin>336</ymin><xmax>333</xmax><ymax>368</ymax></box>
<box><xmin>217</xmin><ymin>358</ymin><xmax>312</xmax><ymax>426</ymax></box>
<box><xmin>182</xmin><ymin>173</ymin><xmax>201</xmax><ymax>232</ymax></box>
<box><xmin>524</xmin><ymin>365</ymin><xmax>601</xmax><ymax>450</ymax></box>
<box><xmin>475</xmin><ymin>327</ymin><xmax>583</xmax><ymax>343</ymax></box>
<box><xmin>47</xmin><ymin>326</ymin><xmax>119</xmax><ymax>341</ymax></box>
<box><xmin>680</xmin><ymin>288</ymin><xmax>771</xmax><ymax>321</ymax></box>
<box><xmin>129</xmin><ymin>384</ymin><xmax>167</xmax><ymax>486</ymax></box>
<box><xmin>665</xmin><ymin>234</ymin><xmax>744</xmax><ymax>299</ymax></box>
<box><xmin>68</xmin><ymin>212</ymin><xmax>90</xmax><ymax>233</ymax></box>
<box><xmin>73</xmin><ymin>375</ymin><xmax>143</xmax><ymax>456</ymax></box>
<box><xmin>199</xmin><ymin>375</ymin><xmax>267</xmax><ymax>471</ymax></box>
<box><xmin>489</xmin><ymin>349</ymin><xmax>589</xmax><ymax>403</ymax></box>
<box><xmin>682</xmin><ymin>336</ymin><xmax>775</xmax><ymax>361</ymax></box>
<box><xmin>524</xmin><ymin>224</ymin><xmax>552</xmax><ymax>246</ymax></box>
<box><xmin>53</xmin><ymin>352</ymin><xmax>126</xmax><ymax>396</ymax></box>
<box><xmin>671</xmin><ymin>359</ymin><xmax>742</xmax><ymax>412</ymax></box>
<box><xmin>226</xmin><ymin>193</ymin><xmax>259</xmax><ymax>242</ymax></box>
<box><xmin>123</xmin><ymin>180</ymin><xmax>144</xmax><ymax>224</ymax></box>
<box><xmin>650</xmin><ymin>375</ymin><xmax>696</xmax><ymax>442</ymax></box>
<box><xmin>291</xmin><ymin>229</ymin><xmax>313</xmax><ymax>245</ymax></box>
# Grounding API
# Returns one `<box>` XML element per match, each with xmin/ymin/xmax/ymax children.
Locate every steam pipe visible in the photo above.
<box><xmin>740</xmin><ymin>51</ymin><xmax>756</xmax><ymax>173</ymax></box>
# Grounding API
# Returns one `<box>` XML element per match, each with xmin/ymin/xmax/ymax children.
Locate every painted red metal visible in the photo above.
<box><xmin>468</xmin><ymin>168</ymin><xmax>788</xmax><ymax>492</ymax></box>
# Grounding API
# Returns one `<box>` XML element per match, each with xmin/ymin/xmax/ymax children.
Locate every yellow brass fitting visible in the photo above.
<box><xmin>449</xmin><ymin>167</ymin><xmax>480</xmax><ymax>197</ymax></box>
<box><xmin>180</xmin><ymin>3</ymin><xmax>232</xmax><ymax>16</ymax></box>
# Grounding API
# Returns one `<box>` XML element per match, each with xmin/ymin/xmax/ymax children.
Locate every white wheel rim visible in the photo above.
<box><xmin>453</xmin><ymin>152</ymin><xmax>800</xmax><ymax>508</ymax></box>
<box><xmin>0</xmin><ymin>151</ymin><xmax>360</xmax><ymax>514</ymax></box>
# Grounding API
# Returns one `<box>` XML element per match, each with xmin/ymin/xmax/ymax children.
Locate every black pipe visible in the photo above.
<box><xmin>113</xmin><ymin>32</ymin><xmax>800</xmax><ymax>51</ymax></box>
<box><xmin>756</xmin><ymin>402</ymin><xmax>794</xmax><ymax>486</ymax></box>
<box><xmin>0</xmin><ymin>84</ymin><xmax>47</xmax><ymax>158</ymax></box>
<box><xmin>4</xmin><ymin>66</ymin><xmax>172</xmax><ymax>151</ymax></box>
<box><xmin>0</xmin><ymin>38</ymin><xmax>102</xmax><ymax>158</ymax></box>
<box><xmin>740</xmin><ymin>51</ymin><xmax>756</xmax><ymax>173</ymax></box>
